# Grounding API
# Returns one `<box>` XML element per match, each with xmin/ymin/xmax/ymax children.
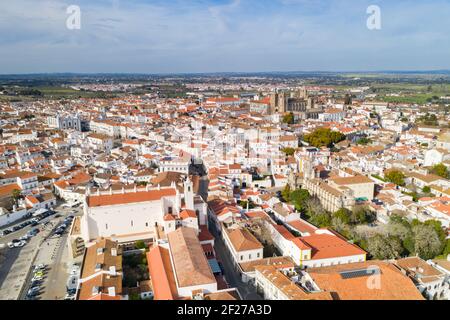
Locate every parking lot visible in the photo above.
<box><xmin>0</xmin><ymin>204</ymin><xmax>83</xmax><ymax>300</ymax></box>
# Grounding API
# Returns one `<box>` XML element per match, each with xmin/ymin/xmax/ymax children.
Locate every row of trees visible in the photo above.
<box><xmin>368</xmin><ymin>215</ymin><xmax>449</xmax><ymax>260</ymax></box>
<box><xmin>283</xmin><ymin>185</ymin><xmax>376</xmax><ymax>229</ymax></box>
<box><xmin>282</xmin><ymin>185</ymin><xmax>449</xmax><ymax>261</ymax></box>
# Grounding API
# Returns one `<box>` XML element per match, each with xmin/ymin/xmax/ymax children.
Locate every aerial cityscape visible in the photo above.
<box><xmin>0</xmin><ymin>0</ymin><xmax>449</xmax><ymax>305</ymax></box>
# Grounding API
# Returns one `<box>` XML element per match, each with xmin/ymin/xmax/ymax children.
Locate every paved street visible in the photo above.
<box><xmin>0</xmin><ymin>205</ymin><xmax>82</xmax><ymax>300</ymax></box>
<box><xmin>33</xmin><ymin>232</ymin><xmax>72</xmax><ymax>300</ymax></box>
<box><xmin>209</xmin><ymin>219</ymin><xmax>262</xmax><ymax>300</ymax></box>
<box><xmin>0</xmin><ymin>227</ymin><xmax>47</xmax><ymax>299</ymax></box>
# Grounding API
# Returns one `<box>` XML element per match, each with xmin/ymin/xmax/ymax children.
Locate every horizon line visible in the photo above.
<box><xmin>1</xmin><ymin>69</ymin><xmax>450</xmax><ymax>77</ymax></box>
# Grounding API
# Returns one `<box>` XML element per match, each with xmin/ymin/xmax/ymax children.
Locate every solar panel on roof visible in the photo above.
<box><xmin>208</xmin><ymin>258</ymin><xmax>222</xmax><ymax>274</ymax></box>
<box><xmin>340</xmin><ymin>267</ymin><xmax>380</xmax><ymax>279</ymax></box>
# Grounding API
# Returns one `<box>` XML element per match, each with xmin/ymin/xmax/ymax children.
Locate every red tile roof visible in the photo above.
<box><xmin>87</xmin><ymin>188</ymin><xmax>177</xmax><ymax>207</ymax></box>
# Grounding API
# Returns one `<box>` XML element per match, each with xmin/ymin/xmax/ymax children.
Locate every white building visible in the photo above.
<box><xmin>80</xmin><ymin>178</ymin><xmax>202</xmax><ymax>244</ymax></box>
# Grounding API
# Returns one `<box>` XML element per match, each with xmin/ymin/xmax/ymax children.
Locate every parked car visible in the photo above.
<box><xmin>33</xmin><ymin>264</ymin><xmax>46</xmax><ymax>272</ymax></box>
<box><xmin>32</xmin><ymin>275</ymin><xmax>44</xmax><ymax>282</ymax></box>
<box><xmin>34</xmin><ymin>270</ymin><xmax>45</xmax><ymax>278</ymax></box>
<box><xmin>67</xmin><ymin>288</ymin><xmax>77</xmax><ymax>295</ymax></box>
<box><xmin>15</xmin><ymin>240</ymin><xmax>27</xmax><ymax>247</ymax></box>
<box><xmin>30</xmin><ymin>280</ymin><xmax>41</xmax><ymax>287</ymax></box>
<box><xmin>27</xmin><ymin>286</ymin><xmax>40</xmax><ymax>296</ymax></box>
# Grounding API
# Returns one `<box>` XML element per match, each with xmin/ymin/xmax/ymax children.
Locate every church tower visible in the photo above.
<box><xmin>184</xmin><ymin>177</ymin><xmax>194</xmax><ymax>210</ymax></box>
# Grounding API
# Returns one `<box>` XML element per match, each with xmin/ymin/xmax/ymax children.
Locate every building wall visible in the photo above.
<box><xmin>81</xmin><ymin>195</ymin><xmax>179</xmax><ymax>242</ymax></box>
<box><xmin>0</xmin><ymin>208</ymin><xmax>28</xmax><ymax>227</ymax></box>
<box><xmin>301</xmin><ymin>254</ymin><xmax>366</xmax><ymax>268</ymax></box>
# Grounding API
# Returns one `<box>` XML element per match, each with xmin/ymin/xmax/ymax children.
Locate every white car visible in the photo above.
<box><xmin>15</xmin><ymin>240</ymin><xmax>26</xmax><ymax>247</ymax></box>
<box><xmin>33</xmin><ymin>264</ymin><xmax>46</xmax><ymax>272</ymax></box>
<box><xmin>7</xmin><ymin>242</ymin><xmax>15</xmax><ymax>249</ymax></box>
<box><xmin>64</xmin><ymin>294</ymin><xmax>75</xmax><ymax>300</ymax></box>
<box><xmin>32</xmin><ymin>275</ymin><xmax>43</xmax><ymax>282</ymax></box>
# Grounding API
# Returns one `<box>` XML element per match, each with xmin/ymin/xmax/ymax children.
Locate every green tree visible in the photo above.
<box><xmin>387</xmin><ymin>218</ymin><xmax>412</xmax><ymax>241</ymax></box>
<box><xmin>443</xmin><ymin>239</ymin><xmax>450</xmax><ymax>257</ymax></box>
<box><xmin>413</xmin><ymin>224</ymin><xmax>442</xmax><ymax>260</ymax></box>
<box><xmin>424</xmin><ymin>220</ymin><xmax>447</xmax><ymax>250</ymax></box>
<box><xmin>356</xmin><ymin>137</ymin><xmax>372</xmax><ymax>145</ymax></box>
<box><xmin>422</xmin><ymin>186</ymin><xmax>431</xmax><ymax>193</ymax></box>
<box><xmin>385</xmin><ymin>170</ymin><xmax>406</xmax><ymax>186</ymax></box>
<box><xmin>303</xmin><ymin>128</ymin><xmax>345</xmax><ymax>148</ymax></box>
<box><xmin>290</xmin><ymin>189</ymin><xmax>310</xmax><ymax>212</ymax></box>
<box><xmin>281</xmin><ymin>184</ymin><xmax>291</xmax><ymax>202</ymax></box>
<box><xmin>281</xmin><ymin>147</ymin><xmax>296</xmax><ymax>156</ymax></box>
<box><xmin>309</xmin><ymin>212</ymin><xmax>331</xmax><ymax>228</ymax></box>
<box><xmin>368</xmin><ymin>235</ymin><xmax>402</xmax><ymax>260</ymax></box>
<box><xmin>129</xmin><ymin>293</ymin><xmax>141</xmax><ymax>300</ymax></box>
<box><xmin>282</xmin><ymin>112</ymin><xmax>295</xmax><ymax>125</ymax></box>
<box><xmin>333</xmin><ymin>208</ymin><xmax>351</xmax><ymax>225</ymax></box>
<box><xmin>350</xmin><ymin>206</ymin><xmax>375</xmax><ymax>225</ymax></box>
<box><xmin>135</xmin><ymin>240</ymin><xmax>146</xmax><ymax>250</ymax></box>
<box><xmin>11</xmin><ymin>189</ymin><xmax>21</xmax><ymax>205</ymax></box>
<box><xmin>302</xmin><ymin>197</ymin><xmax>331</xmax><ymax>227</ymax></box>
<box><xmin>430</xmin><ymin>163</ymin><xmax>449</xmax><ymax>179</ymax></box>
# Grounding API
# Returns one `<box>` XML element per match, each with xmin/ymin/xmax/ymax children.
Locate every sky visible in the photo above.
<box><xmin>1</xmin><ymin>0</ymin><xmax>450</xmax><ymax>74</ymax></box>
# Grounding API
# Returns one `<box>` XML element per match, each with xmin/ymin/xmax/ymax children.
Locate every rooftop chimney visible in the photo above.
<box><xmin>107</xmin><ymin>287</ymin><xmax>116</xmax><ymax>297</ymax></box>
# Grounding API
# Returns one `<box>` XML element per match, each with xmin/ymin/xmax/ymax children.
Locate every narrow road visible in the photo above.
<box><xmin>209</xmin><ymin>219</ymin><xmax>262</xmax><ymax>300</ymax></box>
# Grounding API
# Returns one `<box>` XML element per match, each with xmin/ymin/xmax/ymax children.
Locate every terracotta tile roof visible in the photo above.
<box><xmin>80</xmin><ymin>238</ymin><xmax>122</xmax><ymax>279</ymax></box>
<box><xmin>296</xmin><ymin>232</ymin><xmax>366</xmax><ymax>260</ymax></box>
<box><xmin>330</xmin><ymin>175</ymin><xmax>373</xmax><ymax>185</ymax></box>
<box><xmin>240</xmin><ymin>256</ymin><xmax>295</xmax><ymax>273</ymax></box>
<box><xmin>198</xmin><ymin>225</ymin><xmax>214</xmax><ymax>242</ymax></box>
<box><xmin>78</xmin><ymin>273</ymin><xmax>122</xmax><ymax>300</ymax></box>
<box><xmin>167</xmin><ymin>227</ymin><xmax>216</xmax><ymax>288</ymax></box>
<box><xmin>226</xmin><ymin>227</ymin><xmax>263</xmax><ymax>252</ymax></box>
<box><xmin>204</xmin><ymin>290</ymin><xmax>239</xmax><ymax>300</ymax></box>
<box><xmin>287</xmin><ymin>220</ymin><xmax>318</xmax><ymax>235</ymax></box>
<box><xmin>396</xmin><ymin>257</ymin><xmax>444</xmax><ymax>283</ymax></box>
<box><xmin>180</xmin><ymin>209</ymin><xmax>197</xmax><ymax>220</ymax></box>
<box><xmin>0</xmin><ymin>183</ymin><xmax>22</xmax><ymax>197</ymax></box>
<box><xmin>87</xmin><ymin>187</ymin><xmax>177</xmax><ymax>207</ymax></box>
<box><xmin>147</xmin><ymin>246</ymin><xmax>178</xmax><ymax>300</ymax></box>
<box><xmin>307</xmin><ymin>261</ymin><xmax>424</xmax><ymax>300</ymax></box>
